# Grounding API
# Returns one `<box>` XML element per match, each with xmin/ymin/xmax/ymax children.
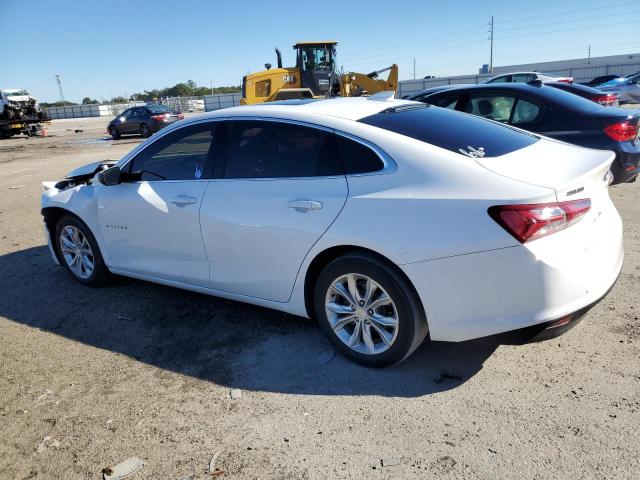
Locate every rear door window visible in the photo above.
<box><xmin>223</xmin><ymin>120</ymin><xmax>343</xmax><ymax>178</ymax></box>
<box><xmin>487</xmin><ymin>75</ymin><xmax>511</xmax><ymax>83</ymax></box>
<box><xmin>358</xmin><ymin>105</ymin><xmax>539</xmax><ymax>158</ymax></box>
<box><xmin>466</xmin><ymin>94</ymin><xmax>515</xmax><ymax>122</ymax></box>
<box><xmin>511</xmin><ymin>98</ymin><xmax>542</xmax><ymax>125</ymax></box>
<box><xmin>336</xmin><ymin>135</ymin><xmax>384</xmax><ymax>174</ymax></box>
<box><xmin>512</xmin><ymin>73</ymin><xmax>534</xmax><ymax>83</ymax></box>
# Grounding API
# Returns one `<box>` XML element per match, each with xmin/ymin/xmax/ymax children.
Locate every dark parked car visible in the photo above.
<box><xmin>581</xmin><ymin>74</ymin><xmax>621</xmax><ymax>88</ymax></box>
<box><xmin>108</xmin><ymin>105</ymin><xmax>184</xmax><ymax>139</ymax></box>
<box><xmin>598</xmin><ymin>72</ymin><xmax>640</xmax><ymax>105</ymax></box>
<box><xmin>409</xmin><ymin>83</ymin><xmax>640</xmax><ymax>184</ymax></box>
<box><xmin>545</xmin><ymin>81</ymin><xmax>620</xmax><ymax>107</ymax></box>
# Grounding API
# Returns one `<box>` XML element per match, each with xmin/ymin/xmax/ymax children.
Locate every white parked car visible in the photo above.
<box><xmin>483</xmin><ymin>72</ymin><xmax>573</xmax><ymax>84</ymax></box>
<box><xmin>41</xmin><ymin>94</ymin><xmax>622</xmax><ymax>367</ymax></box>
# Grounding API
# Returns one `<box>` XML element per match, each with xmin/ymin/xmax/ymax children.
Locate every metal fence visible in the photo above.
<box><xmin>203</xmin><ymin>93</ymin><xmax>242</xmax><ymax>111</ymax></box>
<box><xmin>397</xmin><ymin>61</ymin><xmax>640</xmax><ymax>99</ymax></box>
<box><xmin>44</xmin><ymin>93</ymin><xmax>241</xmax><ymax>119</ymax></box>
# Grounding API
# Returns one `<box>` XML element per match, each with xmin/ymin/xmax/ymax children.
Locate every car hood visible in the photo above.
<box><xmin>65</xmin><ymin>160</ymin><xmax>117</xmax><ymax>181</ymax></box>
<box><xmin>6</xmin><ymin>95</ymin><xmax>35</xmax><ymax>102</ymax></box>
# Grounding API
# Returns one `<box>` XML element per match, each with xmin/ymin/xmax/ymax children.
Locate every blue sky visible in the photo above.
<box><xmin>1</xmin><ymin>0</ymin><xmax>639</xmax><ymax>103</ymax></box>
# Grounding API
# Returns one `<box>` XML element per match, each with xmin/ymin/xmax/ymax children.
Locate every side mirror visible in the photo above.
<box><xmin>98</xmin><ymin>166</ymin><xmax>122</xmax><ymax>186</ymax></box>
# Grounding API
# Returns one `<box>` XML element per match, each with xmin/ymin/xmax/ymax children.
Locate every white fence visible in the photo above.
<box><xmin>44</xmin><ymin>93</ymin><xmax>242</xmax><ymax>120</ymax></box>
<box><xmin>397</xmin><ymin>61</ymin><xmax>640</xmax><ymax>99</ymax></box>
<box><xmin>45</xmin><ymin>102</ymin><xmax>145</xmax><ymax>119</ymax></box>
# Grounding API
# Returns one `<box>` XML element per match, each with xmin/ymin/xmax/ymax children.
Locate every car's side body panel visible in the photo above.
<box><xmin>96</xmin><ymin>180</ymin><xmax>211</xmax><ymax>286</ymax></box>
<box><xmin>200</xmin><ymin>176</ymin><xmax>348</xmax><ymax>302</ymax></box>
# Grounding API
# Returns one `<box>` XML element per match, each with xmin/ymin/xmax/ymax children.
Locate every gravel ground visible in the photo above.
<box><xmin>0</xmin><ymin>116</ymin><xmax>639</xmax><ymax>479</ymax></box>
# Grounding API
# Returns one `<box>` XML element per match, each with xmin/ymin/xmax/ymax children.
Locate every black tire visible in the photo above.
<box><xmin>54</xmin><ymin>215</ymin><xmax>110</xmax><ymax>287</ymax></box>
<box><xmin>108</xmin><ymin>125</ymin><xmax>120</xmax><ymax>140</ymax></box>
<box><xmin>313</xmin><ymin>252</ymin><xmax>428</xmax><ymax>367</ymax></box>
<box><xmin>139</xmin><ymin>123</ymin><xmax>150</xmax><ymax>138</ymax></box>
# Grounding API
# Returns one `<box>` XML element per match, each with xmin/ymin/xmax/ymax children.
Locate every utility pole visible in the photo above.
<box><xmin>55</xmin><ymin>74</ymin><xmax>65</xmax><ymax>102</ymax></box>
<box><xmin>488</xmin><ymin>16</ymin><xmax>494</xmax><ymax>73</ymax></box>
<box><xmin>210</xmin><ymin>79</ymin><xmax>213</xmax><ymax>95</ymax></box>
<box><xmin>588</xmin><ymin>45</ymin><xmax>591</xmax><ymax>64</ymax></box>
<box><xmin>413</xmin><ymin>58</ymin><xmax>416</xmax><ymax>80</ymax></box>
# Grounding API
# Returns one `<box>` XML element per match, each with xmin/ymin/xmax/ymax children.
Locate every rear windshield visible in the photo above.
<box><xmin>358</xmin><ymin>105</ymin><xmax>539</xmax><ymax>158</ymax></box>
<box><xmin>535</xmin><ymin>85</ymin><xmax>602</xmax><ymax>113</ymax></box>
<box><xmin>146</xmin><ymin>104</ymin><xmax>171</xmax><ymax>113</ymax></box>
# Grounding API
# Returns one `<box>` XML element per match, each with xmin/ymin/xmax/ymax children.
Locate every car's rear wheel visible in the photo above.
<box><xmin>108</xmin><ymin>125</ymin><xmax>120</xmax><ymax>140</ymax></box>
<box><xmin>140</xmin><ymin>123</ymin><xmax>150</xmax><ymax>138</ymax></box>
<box><xmin>314</xmin><ymin>252</ymin><xmax>428</xmax><ymax>367</ymax></box>
<box><xmin>55</xmin><ymin>215</ymin><xmax>110</xmax><ymax>286</ymax></box>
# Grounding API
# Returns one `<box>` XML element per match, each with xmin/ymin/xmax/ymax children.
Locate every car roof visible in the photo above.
<box><xmin>206</xmin><ymin>96</ymin><xmax>418</xmax><ymax>121</ymax></box>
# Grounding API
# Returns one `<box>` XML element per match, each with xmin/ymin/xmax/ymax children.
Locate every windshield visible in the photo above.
<box><xmin>300</xmin><ymin>45</ymin><xmax>334</xmax><ymax>72</ymax></box>
<box><xmin>599</xmin><ymin>77</ymin><xmax>628</xmax><ymax>87</ymax></box>
<box><xmin>146</xmin><ymin>104</ymin><xmax>171</xmax><ymax>113</ymax></box>
<box><xmin>2</xmin><ymin>89</ymin><xmax>30</xmax><ymax>97</ymax></box>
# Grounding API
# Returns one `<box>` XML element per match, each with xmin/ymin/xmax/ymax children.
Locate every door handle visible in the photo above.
<box><xmin>170</xmin><ymin>195</ymin><xmax>198</xmax><ymax>207</ymax></box>
<box><xmin>288</xmin><ymin>200</ymin><xmax>323</xmax><ymax>212</ymax></box>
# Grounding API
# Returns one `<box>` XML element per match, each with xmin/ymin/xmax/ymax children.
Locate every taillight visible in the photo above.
<box><xmin>604</xmin><ymin>121</ymin><xmax>639</xmax><ymax>142</ymax></box>
<box><xmin>593</xmin><ymin>94</ymin><xmax>618</xmax><ymax>106</ymax></box>
<box><xmin>178</xmin><ymin>113</ymin><xmax>184</xmax><ymax>120</ymax></box>
<box><xmin>558</xmin><ymin>78</ymin><xmax>574</xmax><ymax>83</ymax></box>
<box><xmin>488</xmin><ymin>199</ymin><xmax>591</xmax><ymax>243</ymax></box>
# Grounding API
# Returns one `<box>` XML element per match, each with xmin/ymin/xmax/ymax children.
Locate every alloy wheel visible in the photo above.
<box><xmin>59</xmin><ymin>225</ymin><xmax>94</xmax><ymax>279</ymax></box>
<box><xmin>324</xmin><ymin>273</ymin><xmax>399</xmax><ymax>355</ymax></box>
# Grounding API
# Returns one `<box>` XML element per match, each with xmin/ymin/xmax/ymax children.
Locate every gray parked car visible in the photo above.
<box><xmin>598</xmin><ymin>73</ymin><xmax>640</xmax><ymax>105</ymax></box>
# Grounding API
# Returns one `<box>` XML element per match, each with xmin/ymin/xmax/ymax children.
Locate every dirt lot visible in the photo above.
<box><xmin>0</xmin><ymin>116</ymin><xmax>639</xmax><ymax>479</ymax></box>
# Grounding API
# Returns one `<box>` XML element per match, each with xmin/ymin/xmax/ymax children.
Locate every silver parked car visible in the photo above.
<box><xmin>483</xmin><ymin>71</ymin><xmax>573</xmax><ymax>84</ymax></box>
<box><xmin>598</xmin><ymin>72</ymin><xmax>640</xmax><ymax>105</ymax></box>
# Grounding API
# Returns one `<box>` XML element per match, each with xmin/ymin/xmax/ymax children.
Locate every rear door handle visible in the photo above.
<box><xmin>288</xmin><ymin>200</ymin><xmax>323</xmax><ymax>211</ymax></box>
<box><xmin>170</xmin><ymin>195</ymin><xmax>198</xmax><ymax>207</ymax></box>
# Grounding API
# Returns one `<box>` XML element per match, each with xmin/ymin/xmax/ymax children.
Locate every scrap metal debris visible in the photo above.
<box><xmin>208</xmin><ymin>449</ymin><xmax>225</xmax><ymax>476</ymax></box>
<box><xmin>229</xmin><ymin>389</ymin><xmax>242</xmax><ymax>400</ymax></box>
<box><xmin>102</xmin><ymin>457</ymin><xmax>145</xmax><ymax>480</ymax></box>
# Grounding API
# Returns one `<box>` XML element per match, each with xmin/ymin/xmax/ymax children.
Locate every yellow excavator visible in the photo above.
<box><xmin>240</xmin><ymin>41</ymin><xmax>398</xmax><ymax>105</ymax></box>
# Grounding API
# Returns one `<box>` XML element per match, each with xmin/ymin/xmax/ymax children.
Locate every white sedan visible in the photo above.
<box><xmin>41</xmin><ymin>94</ymin><xmax>622</xmax><ymax>367</ymax></box>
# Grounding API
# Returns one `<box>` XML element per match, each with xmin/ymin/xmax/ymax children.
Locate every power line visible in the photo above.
<box><xmin>338</xmin><ymin>26</ymin><xmax>487</xmax><ymax>62</ymax></box>
<box><xmin>498</xmin><ymin>0</ymin><xmax>639</xmax><ymax>24</ymax></box>
<box><xmin>55</xmin><ymin>75</ymin><xmax>64</xmax><ymax>102</ymax></box>
<box><xmin>488</xmin><ymin>16</ymin><xmax>494</xmax><ymax>73</ymax></box>
<box><xmin>500</xmin><ymin>17</ymin><xmax>640</xmax><ymax>40</ymax></box>
<box><xmin>498</xmin><ymin>9</ymin><xmax>640</xmax><ymax>33</ymax></box>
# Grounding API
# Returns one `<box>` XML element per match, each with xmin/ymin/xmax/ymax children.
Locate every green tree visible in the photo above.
<box><xmin>82</xmin><ymin>97</ymin><xmax>99</xmax><ymax>104</ymax></box>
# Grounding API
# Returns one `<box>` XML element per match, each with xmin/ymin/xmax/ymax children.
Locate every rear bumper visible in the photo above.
<box><xmin>610</xmin><ymin>150</ymin><xmax>640</xmax><ymax>184</ymax></box>
<box><xmin>470</xmin><ymin>269</ymin><xmax>619</xmax><ymax>345</ymax></box>
<box><xmin>401</xmin><ymin>204</ymin><xmax>623</xmax><ymax>342</ymax></box>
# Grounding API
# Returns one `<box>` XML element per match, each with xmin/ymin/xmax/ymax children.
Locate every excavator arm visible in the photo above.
<box><xmin>340</xmin><ymin>64</ymin><xmax>398</xmax><ymax>97</ymax></box>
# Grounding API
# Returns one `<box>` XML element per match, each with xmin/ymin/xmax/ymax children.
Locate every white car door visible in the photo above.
<box><xmin>200</xmin><ymin>119</ymin><xmax>348</xmax><ymax>302</ymax></box>
<box><xmin>97</xmin><ymin>121</ymin><xmax>221</xmax><ymax>286</ymax></box>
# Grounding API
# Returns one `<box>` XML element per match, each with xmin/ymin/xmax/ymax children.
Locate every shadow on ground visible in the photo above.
<box><xmin>0</xmin><ymin>246</ymin><xmax>496</xmax><ymax>397</ymax></box>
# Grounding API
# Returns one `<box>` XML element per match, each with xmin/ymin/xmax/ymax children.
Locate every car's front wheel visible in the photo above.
<box><xmin>55</xmin><ymin>215</ymin><xmax>110</xmax><ymax>286</ymax></box>
<box><xmin>314</xmin><ymin>252</ymin><xmax>428</xmax><ymax>367</ymax></box>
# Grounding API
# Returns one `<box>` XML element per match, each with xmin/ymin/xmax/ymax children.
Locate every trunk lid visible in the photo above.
<box><xmin>477</xmin><ymin>138</ymin><xmax>616</xmax><ymax>249</ymax></box>
<box><xmin>474</xmin><ymin>137</ymin><xmax>614</xmax><ymax>202</ymax></box>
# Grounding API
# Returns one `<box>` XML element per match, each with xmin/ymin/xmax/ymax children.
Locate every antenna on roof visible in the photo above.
<box><xmin>368</xmin><ymin>91</ymin><xmax>396</xmax><ymax>102</ymax></box>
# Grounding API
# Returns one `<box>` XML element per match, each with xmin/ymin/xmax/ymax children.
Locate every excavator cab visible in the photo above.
<box><xmin>293</xmin><ymin>41</ymin><xmax>339</xmax><ymax>97</ymax></box>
